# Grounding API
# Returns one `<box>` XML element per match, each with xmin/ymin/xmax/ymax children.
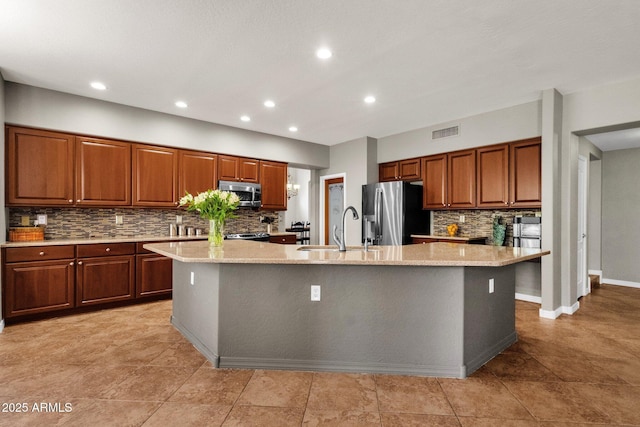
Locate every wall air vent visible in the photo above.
<box><xmin>432</xmin><ymin>125</ymin><xmax>459</xmax><ymax>140</ymax></box>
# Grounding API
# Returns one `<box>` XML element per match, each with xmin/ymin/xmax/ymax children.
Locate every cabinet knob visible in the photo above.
<box><xmin>78</xmin><ymin>261</ymin><xmax>83</xmax><ymax>265</ymax></box>
<box><xmin>77</xmin><ymin>199</ymin><xmax>81</xmax><ymax>202</ymax></box>
<box><xmin>105</xmin><ymin>247</ymin><xmax>111</xmax><ymax>252</ymax></box>
<box><xmin>39</xmin><ymin>251</ymin><xmax>45</xmax><ymax>256</ymax></box>
<box><xmin>68</xmin><ymin>199</ymin><xmax>73</xmax><ymax>203</ymax></box>
<box><xmin>69</xmin><ymin>262</ymin><xmax>74</xmax><ymax>266</ymax></box>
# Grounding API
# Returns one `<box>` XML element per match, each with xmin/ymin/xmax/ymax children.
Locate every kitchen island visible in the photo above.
<box><xmin>144</xmin><ymin>240</ymin><xmax>549</xmax><ymax>378</ymax></box>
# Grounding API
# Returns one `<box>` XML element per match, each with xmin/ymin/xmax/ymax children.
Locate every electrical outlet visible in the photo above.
<box><xmin>311</xmin><ymin>285</ymin><xmax>321</xmax><ymax>301</ymax></box>
<box><xmin>459</xmin><ymin>215</ymin><xmax>465</xmax><ymax>223</ymax></box>
<box><xmin>21</xmin><ymin>216</ymin><xmax>30</xmax><ymax>226</ymax></box>
<box><xmin>37</xmin><ymin>214</ymin><xmax>48</xmax><ymax>225</ymax></box>
<box><xmin>115</xmin><ymin>215</ymin><xmax>123</xmax><ymax>225</ymax></box>
<box><xmin>489</xmin><ymin>278</ymin><xmax>495</xmax><ymax>294</ymax></box>
<box><xmin>176</xmin><ymin>215</ymin><xmax>183</xmax><ymax>224</ymax></box>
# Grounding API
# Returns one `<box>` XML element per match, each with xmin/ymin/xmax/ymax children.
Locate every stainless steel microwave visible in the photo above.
<box><xmin>218</xmin><ymin>180</ymin><xmax>261</xmax><ymax>208</ymax></box>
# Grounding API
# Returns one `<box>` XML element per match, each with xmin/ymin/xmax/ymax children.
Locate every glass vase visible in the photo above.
<box><xmin>208</xmin><ymin>219</ymin><xmax>224</xmax><ymax>247</ymax></box>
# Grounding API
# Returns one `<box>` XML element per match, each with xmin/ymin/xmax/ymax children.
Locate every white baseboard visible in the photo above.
<box><xmin>0</xmin><ymin>319</ymin><xmax>4</xmax><ymax>333</ymax></box>
<box><xmin>539</xmin><ymin>301</ymin><xmax>580</xmax><ymax>319</ymax></box>
<box><xmin>515</xmin><ymin>293</ymin><xmax>542</xmax><ymax>304</ymax></box>
<box><xmin>602</xmin><ymin>278</ymin><xmax>640</xmax><ymax>289</ymax></box>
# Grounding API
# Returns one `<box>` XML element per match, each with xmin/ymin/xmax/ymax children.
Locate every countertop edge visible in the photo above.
<box><xmin>1</xmin><ymin>235</ymin><xmax>207</xmax><ymax>248</ymax></box>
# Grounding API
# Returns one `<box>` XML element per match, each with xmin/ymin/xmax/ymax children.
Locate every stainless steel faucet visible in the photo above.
<box><xmin>333</xmin><ymin>206</ymin><xmax>359</xmax><ymax>251</ymax></box>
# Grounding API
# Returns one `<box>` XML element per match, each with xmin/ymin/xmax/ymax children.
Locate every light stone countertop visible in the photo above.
<box><xmin>144</xmin><ymin>240</ymin><xmax>549</xmax><ymax>267</ymax></box>
<box><xmin>1</xmin><ymin>235</ymin><xmax>207</xmax><ymax>248</ymax></box>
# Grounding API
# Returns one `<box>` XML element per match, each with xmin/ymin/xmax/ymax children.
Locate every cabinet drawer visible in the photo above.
<box><xmin>5</xmin><ymin>245</ymin><xmax>75</xmax><ymax>263</ymax></box>
<box><xmin>270</xmin><ymin>234</ymin><xmax>297</xmax><ymax>244</ymax></box>
<box><xmin>77</xmin><ymin>242</ymin><xmax>135</xmax><ymax>258</ymax></box>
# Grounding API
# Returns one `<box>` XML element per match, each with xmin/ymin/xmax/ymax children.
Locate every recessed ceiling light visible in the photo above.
<box><xmin>264</xmin><ymin>100</ymin><xmax>275</xmax><ymax>108</ymax></box>
<box><xmin>175</xmin><ymin>101</ymin><xmax>188</xmax><ymax>108</ymax></box>
<box><xmin>90</xmin><ymin>81</ymin><xmax>107</xmax><ymax>90</ymax></box>
<box><xmin>289</xmin><ymin>126</ymin><xmax>298</xmax><ymax>132</ymax></box>
<box><xmin>364</xmin><ymin>95</ymin><xmax>376</xmax><ymax>104</ymax></box>
<box><xmin>240</xmin><ymin>115</ymin><xmax>251</xmax><ymax>122</ymax></box>
<box><xmin>316</xmin><ymin>48</ymin><xmax>332</xmax><ymax>59</ymax></box>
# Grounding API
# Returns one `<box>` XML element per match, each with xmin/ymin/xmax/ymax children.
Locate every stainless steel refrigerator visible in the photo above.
<box><xmin>362</xmin><ymin>181</ymin><xmax>431</xmax><ymax>245</ymax></box>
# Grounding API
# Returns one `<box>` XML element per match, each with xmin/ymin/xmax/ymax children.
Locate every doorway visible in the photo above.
<box><xmin>322</xmin><ymin>176</ymin><xmax>344</xmax><ymax>245</ymax></box>
<box><xmin>577</xmin><ymin>155</ymin><xmax>589</xmax><ymax>298</ymax></box>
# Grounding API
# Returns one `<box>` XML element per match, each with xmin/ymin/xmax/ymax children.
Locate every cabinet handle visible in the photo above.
<box><xmin>78</xmin><ymin>261</ymin><xmax>83</xmax><ymax>265</ymax></box>
<box><xmin>105</xmin><ymin>247</ymin><xmax>111</xmax><ymax>252</ymax></box>
<box><xmin>68</xmin><ymin>199</ymin><xmax>73</xmax><ymax>203</ymax></box>
<box><xmin>39</xmin><ymin>251</ymin><xmax>45</xmax><ymax>256</ymax></box>
<box><xmin>77</xmin><ymin>199</ymin><xmax>81</xmax><ymax>202</ymax></box>
<box><xmin>69</xmin><ymin>262</ymin><xmax>74</xmax><ymax>266</ymax></box>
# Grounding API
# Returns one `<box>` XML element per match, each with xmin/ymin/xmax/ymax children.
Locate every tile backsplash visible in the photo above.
<box><xmin>432</xmin><ymin>208</ymin><xmax>541</xmax><ymax>246</ymax></box>
<box><xmin>8</xmin><ymin>207</ymin><xmax>280</xmax><ymax>240</ymax></box>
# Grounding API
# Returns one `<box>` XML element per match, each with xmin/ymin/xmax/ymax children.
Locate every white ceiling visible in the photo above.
<box><xmin>2</xmin><ymin>0</ymin><xmax>640</xmax><ymax>146</ymax></box>
<box><xmin>585</xmin><ymin>128</ymin><xmax>640</xmax><ymax>152</ymax></box>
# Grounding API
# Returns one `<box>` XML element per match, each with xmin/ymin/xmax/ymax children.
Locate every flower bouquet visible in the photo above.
<box><xmin>179</xmin><ymin>189</ymin><xmax>240</xmax><ymax>247</ymax></box>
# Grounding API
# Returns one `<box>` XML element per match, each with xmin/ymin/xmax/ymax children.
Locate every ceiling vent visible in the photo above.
<box><xmin>432</xmin><ymin>125</ymin><xmax>459</xmax><ymax>140</ymax></box>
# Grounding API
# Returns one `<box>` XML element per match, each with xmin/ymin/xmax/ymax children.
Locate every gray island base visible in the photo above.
<box><xmin>148</xmin><ymin>240</ymin><xmax>541</xmax><ymax>379</ymax></box>
<box><xmin>174</xmin><ymin>262</ymin><xmax>516</xmax><ymax>378</ymax></box>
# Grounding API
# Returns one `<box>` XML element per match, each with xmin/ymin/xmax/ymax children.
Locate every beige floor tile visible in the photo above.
<box><xmin>147</xmin><ymin>342</ymin><xmax>207</xmax><ymax>368</ymax></box>
<box><xmin>380</xmin><ymin>413</ymin><xmax>461</xmax><ymax>427</ymax></box>
<box><xmin>375</xmin><ymin>374</ymin><xmax>454</xmax><ymax>415</ymax></box>
<box><xmin>484</xmin><ymin>353</ymin><xmax>561</xmax><ymax>381</ymax></box>
<box><xmin>222</xmin><ymin>405</ymin><xmax>304</xmax><ymax>426</ymax></box>
<box><xmin>142</xmin><ymin>402</ymin><xmax>231</xmax><ymax>427</ymax></box>
<box><xmin>303</xmin><ymin>409</ymin><xmax>381</xmax><ymax>426</ymax></box>
<box><xmin>169</xmin><ymin>367</ymin><xmax>254</xmax><ymax>405</ymax></box>
<box><xmin>306</xmin><ymin>372</ymin><xmax>378</xmax><ymax>412</ymax></box>
<box><xmin>236</xmin><ymin>369</ymin><xmax>313</xmax><ymax>408</ymax></box>
<box><xmin>438</xmin><ymin>378</ymin><xmax>533</xmax><ymax>420</ymax></box>
<box><xmin>101</xmin><ymin>366</ymin><xmax>196</xmax><ymax>401</ymax></box>
<box><xmin>57</xmin><ymin>398</ymin><xmax>161</xmax><ymax>426</ymax></box>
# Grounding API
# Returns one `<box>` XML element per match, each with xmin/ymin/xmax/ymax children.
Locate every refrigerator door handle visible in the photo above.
<box><xmin>374</xmin><ymin>187</ymin><xmax>383</xmax><ymax>242</ymax></box>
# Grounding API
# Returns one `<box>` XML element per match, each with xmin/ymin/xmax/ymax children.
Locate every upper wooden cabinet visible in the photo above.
<box><xmin>510</xmin><ymin>138</ymin><xmax>542</xmax><ymax>208</ymax></box>
<box><xmin>422</xmin><ymin>150</ymin><xmax>476</xmax><ymax>209</ymax></box>
<box><xmin>76</xmin><ymin>136</ymin><xmax>131</xmax><ymax>206</ymax></box>
<box><xmin>476</xmin><ymin>144</ymin><xmax>510</xmax><ymax>208</ymax></box>
<box><xmin>260</xmin><ymin>160</ymin><xmax>287</xmax><ymax>211</ymax></box>
<box><xmin>218</xmin><ymin>155</ymin><xmax>259</xmax><ymax>183</ymax></box>
<box><xmin>476</xmin><ymin>138</ymin><xmax>541</xmax><ymax>208</ymax></box>
<box><xmin>379</xmin><ymin>158</ymin><xmax>421</xmax><ymax>182</ymax></box>
<box><xmin>132</xmin><ymin>144</ymin><xmax>178</xmax><ymax>207</ymax></box>
<box><xmin>6</xmin><ymin>126</ymin><xmax>75</xmax><ymax>206</ymax></box>
<box><xmin>178</xmin><ymin>150</ymin><xmax>218</xmax><ymax>197</ymax></box>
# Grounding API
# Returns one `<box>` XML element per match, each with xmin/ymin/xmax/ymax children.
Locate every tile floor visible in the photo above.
<box><xmin>1</xmin><ymin>284</ymin><xmax>640</xmax><ymax>426</ymax></box>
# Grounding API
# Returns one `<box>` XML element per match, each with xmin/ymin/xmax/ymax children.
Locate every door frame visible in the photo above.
<box><xmin>577</xmin><ymin>155</ymin><xmax>589</xmax><ymax>298</ymax></box>
<box><xmin>319</xmin><ymin>173</ymin><xmax>346</xmax><ymax>245</ymax></box>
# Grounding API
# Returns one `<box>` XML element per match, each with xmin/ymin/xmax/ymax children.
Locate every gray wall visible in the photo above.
<box><xmin>377</xmin><ymin>101</ymin><xmax>541</xmax><ymax>162</ymax></box>
<box><xmin>319</xmin><ymin>136</ymin><xmax>378</xmax><ymax>246</ymax></box>
<box><xmin>4</xmin><ymin>82</ymin><xmax>330</xmax><ymax>169</ymax></box>
<box><xmin>602</xmin><ymin>148</ymin><xmax>640</xmax><ymax>283</ymax></box>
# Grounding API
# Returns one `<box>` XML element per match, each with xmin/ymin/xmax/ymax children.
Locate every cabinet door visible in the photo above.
<box><xmin>6</xmin><ymin>126</ymin><xmax>75</xmax><ymax>206</ymax></box>
<box><xmin>260</xmin><ymin>161</ymin><xmax>287</xmax><ymax>210</ymax></box>
<box><xmin>422</xmin><ymin>154</ymin><xmax>447</xmax><ymax>209</ymax></box>
<box><xmin>239</xmin><ymin>158</ymin><xmax>260</xmax><ymax>183</ymax></box>
<box><xmin>76</xmin><ymin>255</ymin><xmax>135</xmax><ymax>306</ymax></box>
<box><xmin>218</xmin><ymin>155</ymin><xmax>239</xmax><ymax>181</ymax></box>
<box><xmin>510</xmin><ymin>138</ymin><xmax>541</xmax><ymax>208</ymax></box>
<box><xmin>179</xmin><ymin>150</ymin><xmax>218</xmax><ymax>196</ymax></box>
<box><xmin>76</xmin><ymin>136</ymin><xmax>131</xmax><ymax>206</ymax></box>
<box><xmin>4</xmin><ymin>260</ymin><xmax>75</xmax><ymax>318</ymax></box>
<box><xmin>379</xmin><ymin>162</ymin><xmax>399</xmax><ymax>182</ymax></box>
<box><xmin>132</xmin><ymin>144</ymin><xmax>178</xmax><ymax>207</ymax></box>
<box><xmin>398</xmin><ymin>158</ymin><xmax>421</xmax><ymax>181</ymax></box>
<box><xmin>476</xmin><ymin>144</ymin><xmax>509</xmax><ymax>208</ymax></box>
<box><xmin>269</xmin><ymin>234</ymin><xmax>297</xmax><ymax>244</ymax></box>
<box><xmin>412</xmin><ymin>237</ymin><xmax>438</xmax><ymax>244</ymax></box>
<box><xmin>136</xmin><ymin>254</ymin><xmax>172</xmax><ymax>297</ymax></box>
<box><xmin>448</xmin><ymin>149</ymin><xmax>476</xmax><ymax>209</ymax></box>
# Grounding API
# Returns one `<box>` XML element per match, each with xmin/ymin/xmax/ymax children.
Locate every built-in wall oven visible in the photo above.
<box><xmin>513</xmin><ymin>216</ymin><xmax>541</xmax><ymax>248</ymax></box>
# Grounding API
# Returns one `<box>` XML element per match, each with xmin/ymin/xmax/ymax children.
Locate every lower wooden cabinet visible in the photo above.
<box><xmin>136</xmin><ymin>253</ymin><xmax>173</xmax><ymax>297</ymax></box>
<box><xmin>4</xmin><ymin>259</ymin><xmax>75</xmax><ymax>317</ymax></box>
<box><xmin>2</xmin><ymin>241</ymin><xmax>175</xmax><ymax>321</ymax></box>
